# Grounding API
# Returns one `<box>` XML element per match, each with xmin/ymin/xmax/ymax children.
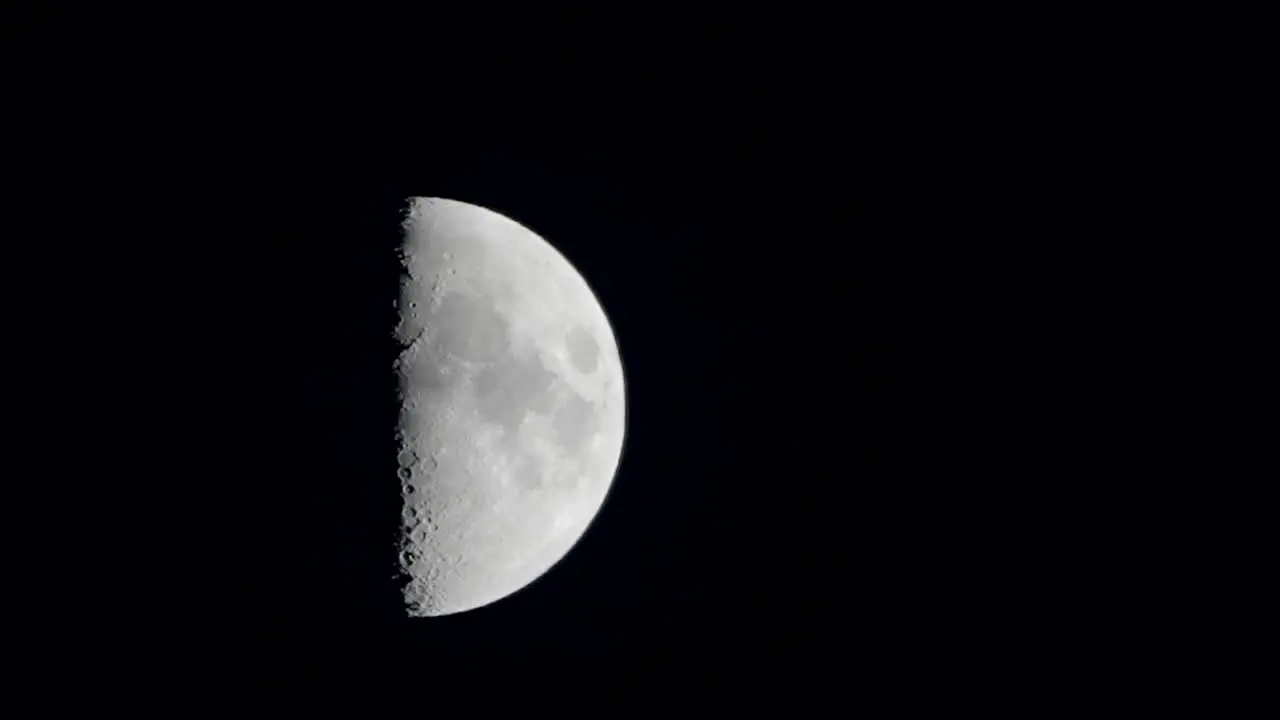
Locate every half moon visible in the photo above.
<box><xmin>395</xmin><ymin>197</ymin><xmax>626</xmax><ymax>617</ymax></box>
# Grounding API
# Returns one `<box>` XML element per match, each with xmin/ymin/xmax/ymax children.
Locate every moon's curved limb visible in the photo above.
<box><xmin>396</xmin><ymin>197</ymin><xmax>625</xmax><ymax>616</ymax></box>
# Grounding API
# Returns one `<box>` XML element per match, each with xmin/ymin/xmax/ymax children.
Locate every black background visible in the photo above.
<box><xmin>13</xmin><ymin>8</ymin><xmax>1043</xmax><ymax>708</ymax></box>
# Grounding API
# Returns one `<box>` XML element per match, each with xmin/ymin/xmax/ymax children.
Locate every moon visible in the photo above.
<box><xmin>394</xmin><ymin>197</ymin><xmax>626</xmax><ymax>617</ymax></box>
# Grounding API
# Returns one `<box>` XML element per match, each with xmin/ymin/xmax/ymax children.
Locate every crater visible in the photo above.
<box><xmin>565</xmin><ymin>325</ymin><xmax>600</xmax><ymax>374</ymax></box>
<box><xmin>397</xmin><ymin>447</ymin><xmax>419</xmax><ymax>468</ymax></box>
<box><xmin>431</xmin><ymin>291</ymin><xmax>510</xmax><ymax>361</ymax></box>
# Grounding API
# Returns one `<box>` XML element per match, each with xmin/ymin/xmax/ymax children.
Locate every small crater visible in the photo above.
<box><xmin>397</xmin><ymin>447</ymin><xmax>418</xmax><ymax>468</ymax></box>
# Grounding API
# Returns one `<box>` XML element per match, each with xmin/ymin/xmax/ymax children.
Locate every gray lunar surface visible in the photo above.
<box><xmin>395</xmin><ymin>197</ymin><xmax>626</xmax><ymax>617</ymax></box>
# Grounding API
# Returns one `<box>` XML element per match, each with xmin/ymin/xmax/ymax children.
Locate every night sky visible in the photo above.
<box><xmin>41</xmin><ymin>8</ymin><xmax>1040</xmax><ymax>708</ymax></box>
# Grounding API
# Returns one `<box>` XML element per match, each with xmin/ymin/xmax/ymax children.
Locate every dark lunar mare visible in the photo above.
<box><xmin>472</xmin><ymin>352</ymin><xmax>561</xmax><ymax>436</ymax></box>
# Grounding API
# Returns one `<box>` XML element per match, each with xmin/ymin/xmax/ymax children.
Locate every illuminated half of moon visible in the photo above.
<box><xmin>394</xmin><ymin>197</ymin><xmax>626</xmax><ymax>617</ymax></box>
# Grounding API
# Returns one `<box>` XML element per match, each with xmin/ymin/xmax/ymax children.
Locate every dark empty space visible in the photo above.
<box><xmin>161</xmin><ymin>11</ymin><xmax>1010</xmax><ymax>705</ymax></box>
